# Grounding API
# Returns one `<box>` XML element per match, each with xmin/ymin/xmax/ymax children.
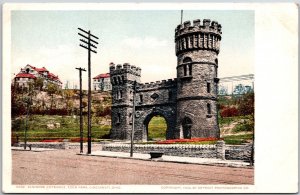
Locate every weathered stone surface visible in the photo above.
<box><xmin>110</xmin><ymin>19</ymin><xmax>222</xmax><ymax>141</ymax></box>
<box><xmin>101</xmin><ymin>143</ymin><xmax>253</xmax><ymax>161</ymax></box>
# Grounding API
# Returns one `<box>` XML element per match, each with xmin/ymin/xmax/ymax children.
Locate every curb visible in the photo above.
<box><xmin>77</xmin><ymin>153</ymin><xmax>253</xmax><ymax>169</ymax></box>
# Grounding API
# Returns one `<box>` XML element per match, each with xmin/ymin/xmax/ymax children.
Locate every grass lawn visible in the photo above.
<box><xmin>12</xmin><ymin>115</ymin><xmax>253</xmax><ymax>145</ymax></box>
<box><xmin>12</xmin><ymin>115</ymin><xmax>110</xmax><ymax>142</ymax></box>
<box><xmin>148</xmin><ymin>116</ymin><xmax>167</xmax><ymax>140</ymax></box>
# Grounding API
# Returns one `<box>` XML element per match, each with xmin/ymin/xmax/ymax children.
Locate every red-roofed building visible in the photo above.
<box><xmin>93</xmin><ymin>73</ymin><xmax>111</xmax><ymax>91</ymax></box>
<box><xmin>13</xmin><ymin>64</ymin><xmax>62</xmax><ymax>89</ymax></box>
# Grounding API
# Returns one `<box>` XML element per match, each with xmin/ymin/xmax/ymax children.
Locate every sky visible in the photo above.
<box><xmin>11</xmin><ymin>10</ymin><xmax>254</xmax><ymax>89</ymax></box>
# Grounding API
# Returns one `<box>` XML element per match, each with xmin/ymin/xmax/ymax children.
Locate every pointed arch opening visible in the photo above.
<box><xmin>181</xmin><ymin>117</ymin><xmax>192</xmax><ymax>139</ymax></box>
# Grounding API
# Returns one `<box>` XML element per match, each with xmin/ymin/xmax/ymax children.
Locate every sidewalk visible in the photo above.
<box><xmin>79</xmin><ymin>150</ymin><xmax>253</xmax><ymax>168</ymax></box>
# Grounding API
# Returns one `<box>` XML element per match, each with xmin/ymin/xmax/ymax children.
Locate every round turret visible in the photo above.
<box><xmin>175</xmin><ymin>19</ymin><xmax>222</xmax><ymax>139</ymax></box>
<box><xmin>175</xmin><ymin>19</ymin><xmax>222</xmax><ymax>56</ymax></box>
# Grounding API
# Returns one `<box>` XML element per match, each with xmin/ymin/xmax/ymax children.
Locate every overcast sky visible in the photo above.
<box><xmin>11</xmin><ymin>10</ymin><xmax>254</xmax><ymax>89</ymax></box>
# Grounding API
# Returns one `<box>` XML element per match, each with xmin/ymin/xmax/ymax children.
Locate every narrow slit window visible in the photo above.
<box><xmin>168</xmin><ymin>91</ymin><xmax>172</xmax><ymax>100</ymax></box>
<box><xmin>207</xmin><ymin>82</ymin><xmax>211</xmax><ymax>93</ymax></box>
<box><xmin>207</xmin><ymin>103</ymin><xmax>211</xmax><ymax>115</ymax></box>
<box><xmin>117</xmin><ymin>113</ymin><xmax>121</xmax><ymax>123</ymax></box>
<box><xmin>129</xmin><ymin>113</ymin><xmax>132</xmax><ymax>124</ymax></box>
<box><xmin>140</xmin><ymin>94</ymin><xmax>143</xmax><ymax>102</ymax></box>
<box><xmin>120</xmin><ymin>90</ymin><xmax>123</xmax><ymax>99</ymax></box>
<box><xmin>183</xmin><ymin>65</ymin><xmax>187</xmax><ymax>76</ymax></box>
<box><xmin>189</xmin><ymin>64</ymin><xmax>192</xmax><ymax>76</ymax></box>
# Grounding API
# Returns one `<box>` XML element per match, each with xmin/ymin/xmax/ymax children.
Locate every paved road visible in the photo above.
<box><xmin>12</xmin><ymin>149</ymin><xmax>254</xmax><ymax>185</ymax></box>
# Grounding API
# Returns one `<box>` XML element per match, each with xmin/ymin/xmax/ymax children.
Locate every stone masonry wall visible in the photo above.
<box><xmin>102</xmin><ymin>143</ymin><xmax>218</xmax><ymax>159</ymax></box>
<box><xmin>101</xmin><ymin>142</ymin><xmax>253</xmax><ymax>161</ymax></box>
<box><xmin>109</xmin><ymin>19</ymin><xmax>222</xmax><ymax>141</ymax></box>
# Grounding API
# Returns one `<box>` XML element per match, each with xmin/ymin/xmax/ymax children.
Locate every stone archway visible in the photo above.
<box><xmin>143</xmin><ymin>112</ymin><xmax>169</xmax><ymax>141</ymax></box>
<box><xmin>181</xmin><ymin>117</ymin><xmax>192</xmax><ymax>139</ymax></box>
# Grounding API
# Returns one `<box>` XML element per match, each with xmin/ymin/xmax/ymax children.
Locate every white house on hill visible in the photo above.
<box><xmin>13</xmin><ymin>64</ymin><xmax>62</xmax><ymax>89</ymax></box>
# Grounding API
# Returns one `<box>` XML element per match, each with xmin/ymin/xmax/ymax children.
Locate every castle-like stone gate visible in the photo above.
<box><xmin>110</xmin><ymin>19</ymin><xmax>222</xmax><ymax>141</ymax></box>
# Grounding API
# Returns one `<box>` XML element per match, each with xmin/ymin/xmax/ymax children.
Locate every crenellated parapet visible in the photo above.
<box><xmin>136</xmin><ymin>78</ymin><xmax>177</xmax><ymax>92</ymax></box>
<box><xmin>109</xmin><ymin>62</ymin><xmax>141</xmax><ymax>77</ymax></box>
<box><xmin>109</xmin><ymin>62</ymin><xmax>141</xmax><ymax>85</ymax></box>
<box><xmin>175</xmin><ymin>19</ymin><xmax>222</xmax><ymax>55</ymax></box>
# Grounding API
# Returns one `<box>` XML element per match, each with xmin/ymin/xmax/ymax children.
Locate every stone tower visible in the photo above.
<box><xmin>175</xmin><ymin>19</ymin><xmax>222</xmax><ymax>138</ymax></box>
<box><xmin>109</xmin><ymin>62</ymin><xmax>141</xmax><ymax>140</ymax></box>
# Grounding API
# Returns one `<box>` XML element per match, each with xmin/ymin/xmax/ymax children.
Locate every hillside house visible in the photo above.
<box><xmin>93</xmin><ymin>73</ymin><xmax>111</xmax><ymax>91</ymax></box>
<box><xmin>13</xmin><ymin>64</ymin><xmax>62</xmax><ymax>89</ymax></box>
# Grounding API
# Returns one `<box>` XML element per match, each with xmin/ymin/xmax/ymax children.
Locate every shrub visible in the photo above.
<box><xmin>233</xmin><ymin>121</ymin><xmax>254</xmax><ymax>132</ymax></box>
<box><xmin>220</xmin><ymin>107</ymin><xmax>239</xmax><ymax>117</ymax></box>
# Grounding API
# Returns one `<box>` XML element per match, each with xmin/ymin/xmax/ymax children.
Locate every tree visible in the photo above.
<box><xmin>47</xmin><ymin>83</ymin><xmax>58</xmax><ymax>109</ymax></box>
<box><xmin>64</xmin><ymin>89</ymin><xmax>75</xmax><ymax>115</ymax></box>
<box><xmin>238</xmin><ymin>92</ymin><xmax>254</xmax><ymax>116</ymax></box>
<box><xmin>34</xmin><ymin>78</ymin><xmax>44</xmax><ymax>91</ymax></box>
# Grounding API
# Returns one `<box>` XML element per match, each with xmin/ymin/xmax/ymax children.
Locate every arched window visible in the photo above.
<box><xmin>183</xmin><ymin>57</ymin><xmax>192</xmax><ymax>63</ymax></box>
<box><xmin>182</xmin><ymin>57</ymin><xmax>192</xmax><ymax>76</ymax></box>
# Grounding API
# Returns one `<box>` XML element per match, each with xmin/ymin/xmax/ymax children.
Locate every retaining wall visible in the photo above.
<box><xmin>101</xmin><ymin>141</ymin><xmax>253</xmax><ymax>161</ymax></box>
<box><xmin>14</xmin><ymin>142</ymin><xmax>69</xmax><ymax>149</ymax></box>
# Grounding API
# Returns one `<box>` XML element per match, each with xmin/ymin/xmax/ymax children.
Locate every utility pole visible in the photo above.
<box><xmin>76</xmin><ymin>67</ymin><xmax>86</xmax><ymax>153</ymax></box>
<box><xmin>24</xmin><ymin>99</ymin><xmax>29</xmax><ymax>150</ymax></box>
<box><xmin>78</xmin><ymin>27</ymin><xmax>99</xmax><ymax>154</ymax></box>
<box><xmin>130</xmin><ymin>81</ymin><xmax>137</xmax><ymax>157</ymax></box>
<box><xmin>181</xmin><ymin>10</ymin><xmax>183</xmax><ymax>24</ymax></box>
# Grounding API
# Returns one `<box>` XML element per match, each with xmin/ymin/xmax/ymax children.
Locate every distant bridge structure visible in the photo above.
<box><xmin>218</xmin><ymin>74</ymin><xmax>254</xmax><ymax>96</ymax></box>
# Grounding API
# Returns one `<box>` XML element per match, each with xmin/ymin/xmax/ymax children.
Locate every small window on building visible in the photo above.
<box><xmin>207</xmin><ymin>103</ymin><xmax>211</xmax><ymax>115</ymax></box>
<box><xmin>119</xmin><ymin>90</ymin><xmax>123</xmax><ymax>99</ymax></box>
<box><xmin>188</xmin><ymin>64</ymin><xmax>192</xmax><ymax>76</ymax></box>
<box><xmin>183</xmin><ymin>65</ymin><xmax>187</xmax><ymax>76</ymax></box>
<box><xmin>207</xmin><ymin>82</ymin><xmax>211</xmax><ymax>93</ymax></box>
<box><xmin>140</xmin><ymin>94</ymin><xmax>143</xmax><ymax>102</ymax></box>
<box><xmin>183</xmin><ymin>57</ymin><xmax>192</xmax><ymax>63</ymax></box>
<box><xmin>129</xmin><ymin>113</ymin><xmax>132</xmax><ymax>125</ymax></box>
<box><xmin>117</xmin><ymin>113</ymin><xmax>121</xmax><ymax>123</ymax></box>
<box><xmin>130</xmin><ymin>91</ymin><xmax>133</xmax><ymax>101</ymax></box>
<box><xmin>168</xmin><ymin>91</ymin><xmax>172</xmax><ymax>100</ymax></box>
